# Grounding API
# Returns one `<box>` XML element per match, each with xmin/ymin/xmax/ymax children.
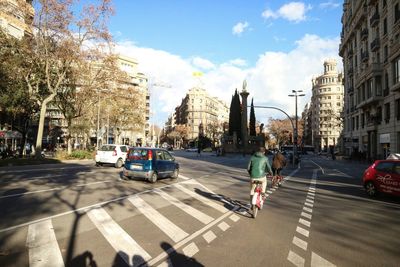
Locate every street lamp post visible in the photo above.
<box><xmin>288</xmin><ymin>90</ymin><xmax>305</xmax><ymax>162</ymax></box>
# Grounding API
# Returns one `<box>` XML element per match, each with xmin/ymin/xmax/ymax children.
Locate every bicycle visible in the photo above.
<box><xmin>272</xmin><ymin>174</ymin><xmax>283</xmax><ymax>187</ymax></box>
<box><xmin>251</xmin><ymin>180</ymin><xmax>266</xmax><ymax>219</ymax></box>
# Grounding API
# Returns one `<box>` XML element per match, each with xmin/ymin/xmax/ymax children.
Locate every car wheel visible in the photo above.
<box><xmin>365</xmin><ymin>181</ymin><xmax>377</xmax><ymax>197</ymax></box>
<box><xmin>150</xmin><ymin>172</ymin><xmax>158</xmax><ymax>183</ymax></box>
<box><xmin>172</xmin><ymin>168</ymin><xmax>179</xmax><ymax>179</ymax></box>
<box><xmin>115</xmin><ymin>158</ymin><xmax>123</xmax><ymax>168</ymax></box>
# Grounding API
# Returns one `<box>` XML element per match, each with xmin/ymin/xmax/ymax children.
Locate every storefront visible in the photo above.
<box><xmin>380</xmin><ymin>133</ymin><xmax>391</xmax><ymax>159</ymax></box>
<box><xmin>0</xmin><ymin>130</ymin><xmax>23</xmax><ymax>151</ymax></box>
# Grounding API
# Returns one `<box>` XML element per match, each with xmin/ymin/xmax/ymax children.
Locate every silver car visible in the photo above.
<box><xmin>95</xmin><ymin>144</ymin><xmax>128</xmax><ymax>168</ymax></box>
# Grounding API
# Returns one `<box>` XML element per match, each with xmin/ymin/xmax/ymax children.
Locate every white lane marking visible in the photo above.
<box><xmin>128</xmin><ymin>195</ymin><xmax>188</xmax><ymax>243</ymax></box>
<box><xmin>267</xmin><ymin>190</ymin><xmax>273</xmax><ymax>194</ymax></box>
<box><xmin>333</xmin><ymin>170</ymin><xmax>352</xmax><ymax>178</ymax></box>
<box><xmin>174</xmin><ymin>184</ymin><xmax>228</xmax><ymax>213</ymax></box>
<box><xmin>308</xmin><ymin>192</ymin><xmax>315</xmax><ymax>196</ymax></box>
<box><xmin>301</xmin><ymin>212</ymin><xmax>312</xmax><ymax>220</ymax></box>
<box><xmin>310</xmin><ymin>160</ymin><xmax>325</xmax><ymax>174</ymax></box>
<box><xmin>287</xmin><ymin>250</ymin><xmax>305</xmax><ymax>267</ymax></box>
<box><xmin>299</xmin><ymin>218</ymin><xmax>311</xmax><ymax>227</ymax></box>
<box><xmin>303</xmin><ymin>207</ymin><xmax>313</xmax><ymax>213</ymax></box>
<box><xmin>178</xmin><ymin>174</ymin><xmax>191</xmax><ymax>180</ymax></box>
<box><xmin>306</xmin><ymin>199</ymin><xmax>314</xmax><ymax>204</ymax></box>
<box><xmin>311</xmin><ymin>252</ymin><xmax>337</xmax><ymax>267</ymax></box>
<box><xmin>0</xmin><ymin>166</ymin><xmax>86</xmax><ymax>174</ymax></box>
<box><xmin>218</xmin><ymin>221</ymin><xmax>230</xmax><ymax>231</ymax></box>
<box><xmin>153</xmin><ymin>189</ymin><xmax>214</xmax><ymax>224</ymax></box>
<box><xmin>147</xmin><ymin>207</ymin><xmax>238</xmax><ymax>266</ymax></box>
<box><xmin>309</xmin><ymin>188</ymin><xmax>316</xmax><ymax>192</ymax></box>
<box><xmin>26</xmin><ymin>219</ymin><xmax>65</xmax><ymax>267</ymax></box>
<box><xmin>229</xmin><ymin>214</ymin><xmax>240</xmax><ymax>222</ymax></box>
<box><xmin>271</xmin><ymin>188</ymin><xmax>276</xmax><ymax>191</ymax></box>
<box><xmin>307</xmin><ymin>195</ymin><xmax>315</xmax><ymax>200</ymax></box>
<box><xmin>304</xmin><ymin>202</ymin><xmax>314</xmax><ymax>208</ymax></box>
<box><xmin>292</xmin><ymin>236</ymin><xmax>308</xmax><ymax>251</ymax></box>
<box><xmin>203</xmin><ymin>231</ymin><xmax>216</xmax><ymax>243</ymax></box>
<box><xmin>0</xmin><ymin>180</ymin><xmax>113</xmax><ymax>199</ymax></box>
<box><xmin>296</xmin><ymin>226</ymin><xmax>309</xmax><ymax>237</ymax></box>
<box><xmin>157</xmin><ymin>259</ymin><xmax>172</xmax><ymax>267</ymax></box>
<box><xmin>86</xmin><ymin>208</ymin><xmax>151</xmax><ymax>266</ymax></box>
<box><xmin>182</xmin><ymin>242</ymin><xmax>199</xmax><ymax>258</ymax></box>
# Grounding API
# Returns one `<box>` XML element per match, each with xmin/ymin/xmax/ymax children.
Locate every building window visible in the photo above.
<box><xmin>385</xmin><ymin>103</ymin><xmax>390</xmax><ymax>123</ymax></box>
<box><xmin>368</xmin><ymin>79</ymin><xmax>373</xmax><ymax>98</ymax></box>
<box><xmin>352</xmin><ymin>117</ymin><xmax>355</xmax><ymax>130</ymax></box>
<box><xmin>377</xmin><ymin>106</ymin><xmax>382</xmax><ymax>124</ymax></box>
<box><xmin>394</xmin><ymin>57</ymin><xmax>400</xmax><ymax>84</ymax></box>
<box><xmin>356</xmin><ymin>116</ymin><xmax>359</xmax><ymax>130</ymax></box>
<box><xmin>396</xmin><ymin>99</ymin><xmax>400</xmax><ymax>120</ymax></box>
<box><xmin>395</xmin><ymin>3</ymin><xmax>400</xmax><ymax>23</ymax></box>
<box><xmin>361</xmin><ymin>113</ymin><xmax>365</xmax><ymax>128</ymax></box>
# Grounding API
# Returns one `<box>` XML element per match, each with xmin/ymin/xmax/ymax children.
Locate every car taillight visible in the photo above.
<box><xmin>148</xmin><ymin>150</ymin><xmax>153</xmax><ymax>160</ymax></box>
<box><xmin>112</xmin><ymin>149</ymin><xmax>117</xmax><ymax>156</ymax></box>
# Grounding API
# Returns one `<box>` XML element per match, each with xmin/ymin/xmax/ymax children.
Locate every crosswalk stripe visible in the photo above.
<box><xmin>26</xmin><ymin>219</ymin><xmax>65</xmax><ymax>267</ymax></box>
<box><xmin>182</xmin><ymin>242</ymin><xmax>199</xmax><ymax>258</ymax></box>
<box><xmin>153</xmin><ymin>189</ymin><xmax>214</xmax><ymax>224</ymax></box>
<box><xmin>128</xmin><ymin>195</ymin><xmax>189</xmax><ymax>243</ymax></box>
<box><xmin>203</xmin><ymin>230</ymin><xmax>217</xmax><ymax>243</ymax></box>
<box><xmin>174</xmin><ymin>184</ymin><xmax>228</xmax><ymax>213</ymax></box>
<box><xmin>86</xmin><ymin>207</ymin><xmax>151</xmax><ymax>266</ymax></box>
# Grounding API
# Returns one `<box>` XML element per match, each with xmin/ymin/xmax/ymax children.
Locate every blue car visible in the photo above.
<box><xmin>122</xmin><ymin>147</ymin><xmax>179</xmax><ymax>183</ymax></box>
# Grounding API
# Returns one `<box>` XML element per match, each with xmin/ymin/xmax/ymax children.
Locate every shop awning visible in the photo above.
<box><xmin>0</xmin><ymin>130</ymin><xmax>23</xmax><ymax>139</ymax></box>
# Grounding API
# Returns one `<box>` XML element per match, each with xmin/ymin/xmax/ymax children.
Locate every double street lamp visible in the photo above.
<box><xmin>288</xmin><ymin>90</ymin><xmax>305</xmax><ymax>159</ymax></box>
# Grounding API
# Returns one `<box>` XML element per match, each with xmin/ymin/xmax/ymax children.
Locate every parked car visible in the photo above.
<box><xmin>362</xmin><ymin>159</ymin><xmax>400</xmax><ymax>197</ymax></box>
<box><xmin>95</xmin><ymin>144</ymin><xmax>129</xmax><ymax>168</ymax></box>
<box><xmin>122</xmin><ymin>147</ymin><xmax>179</xmax><ymax>183</ymax></box>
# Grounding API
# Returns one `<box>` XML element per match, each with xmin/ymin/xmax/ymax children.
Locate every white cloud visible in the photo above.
<box><xmin>232</xmin><ymin>21</ymin><xmax>249</xmax><ymax>36</ymax></box>
<box><xmin>191</xmin><ymin>57</ymin><xmax>215</xmax><ymax>70</ymax></box>
<box><xmin>114</xmin><ymin>34</ymin><xmax>341</xmax><ymax>125</ymax></box>
<box><xmin>319</xmin><ymin>1</ymin><xmax>340</xmax><ymax>9</ymax></box>
<box><xmin>262</xmin><ymin>2</ymin><xmax>312</xmax><ymax>23</ymax></box>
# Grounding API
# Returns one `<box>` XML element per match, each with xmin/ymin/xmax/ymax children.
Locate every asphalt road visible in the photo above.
<box><xmin>0</xmin><ymin>151</ymin><xmax>399</xmax><ymax>267</ymax></box>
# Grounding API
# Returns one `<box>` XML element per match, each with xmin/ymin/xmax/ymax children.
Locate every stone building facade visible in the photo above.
<box><xmin>174</xmin><ymin>87</ymin><xmax>229</xmax><ymax>141</ymax></box>
<box><xmin>339</xmin><ymin>0</ymin><xmax>400</xmax><ymax>159</ymax></box>
<box><xmin>310</xmin><ymin>60</ymin><xmax>344</xmax><ymax>152</ymax></box>
<box><xmin>0</xmin><ymin>0</ymin><xmax>34</xmax><ymax>38</ymax></box>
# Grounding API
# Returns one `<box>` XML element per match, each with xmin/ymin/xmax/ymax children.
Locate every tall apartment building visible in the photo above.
<box><xmin>339</xmin><ymin>0</ymin><xmax>400</xmax><ymax>159</ymax></box>
<box><xmin>115</xmin><ymin>55</ymin><xmax>150</xmax><ymax>146</ymax></box>
<box><xmin>0</xmin><ymin>0</ymin><xmax>34</xmax><ymax>38</ymax></box>
<box><xmin>310</xmin><ymin>60</ymin><xmax>344</xmax><ymax>151</ymax></box>
<box><xmin>175</xmin><ymin>87</ymin><xmax>229</xmax><ymax>140</ymax></box>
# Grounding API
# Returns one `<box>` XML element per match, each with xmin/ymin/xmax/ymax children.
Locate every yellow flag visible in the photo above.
<box><xmin>192</xmin><ymin>71</ymin><xmax>203</xmax><ymax>77</ymax></box>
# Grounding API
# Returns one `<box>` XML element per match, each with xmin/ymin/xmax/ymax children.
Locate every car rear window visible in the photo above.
<box><xmin>128</xmin><ymin>149</ymin><xmax>149</xmax><ymax>160</ymax></box>
<box><xmin>120</xmin><ymin>146</ymin><xmax>127</xmax><ymax>152</ymax></box>
<box><xmin>99</xmin><ymin>145</ymin><xmax>116</xmax><ymax>151</ymax></box>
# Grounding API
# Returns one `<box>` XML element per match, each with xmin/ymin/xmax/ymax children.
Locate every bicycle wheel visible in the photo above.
<box><xmin>252</xmin><ymin>204</ymin><xmax>258</xmax><ymax>218</ymax></box>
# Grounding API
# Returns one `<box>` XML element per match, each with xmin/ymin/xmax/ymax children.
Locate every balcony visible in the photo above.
<box><xmin>347</xmin><ymin>48</ymin><xmax>354</xmax><ymax>57</ymax></box>
<box><xmin>361</xmin><ymin>28</ymin><xmax>368</xmax><ymax>40</ymax></box>
<box><xmin>365</xmin><ymin>63</ymin><xmax>382</xmax><ymax>77</ymax></box>
<box><xmin>361</xmin><ymin>51</ymin><xmax>369</xmax><ymax>62</ymax></box>
<box><xmin>370</xmin><ymin>12</ymin><xmax>380</xmax><ymax>27</ymax></box>
<box><xmin>370</xmin><ymin>38</ymin><xmax>380</xmax><ymax>52</ymax></box>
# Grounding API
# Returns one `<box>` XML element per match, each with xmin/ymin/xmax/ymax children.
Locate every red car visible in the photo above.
<box><xmin>362</xmin><ymin>160</ymin><xmax>400</xmax><ymax>197</ymax></box>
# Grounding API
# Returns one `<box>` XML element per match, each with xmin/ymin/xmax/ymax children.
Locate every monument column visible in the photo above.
<box><xmin>240</xmin><ymin>80</ymin><xmax>249</xmax><ymax>153</ymax></box>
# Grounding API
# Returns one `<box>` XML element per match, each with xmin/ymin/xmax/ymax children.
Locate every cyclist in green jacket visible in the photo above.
<box><xmin>247</xmin><ymin>147</ymin><xmax>273</xmax><ymax>208</ymax></box>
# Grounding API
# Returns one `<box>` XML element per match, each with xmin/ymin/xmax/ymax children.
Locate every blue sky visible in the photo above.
<box><xmin>108</xmin><ymin>1</ymin><xmax>344</xmax><ymax>125</ymax></box>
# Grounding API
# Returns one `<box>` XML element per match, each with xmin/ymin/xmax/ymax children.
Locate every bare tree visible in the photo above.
<box><xmin>22</xmin><ymin>0</ymin><xmax>114</xmax><ymax>157</ymax></box>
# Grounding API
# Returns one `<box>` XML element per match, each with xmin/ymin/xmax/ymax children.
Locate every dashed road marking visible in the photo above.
<box><xmin>203</xmin><ymin>230</ymin><xmax>217</xmax><ymax>244</ymax></box>
<box><xmin>296</xmin><ymin>226</ymin><xmax>309</xmax><ymax>237</ymax></box>
<box><xmin>292</xmin><ymin>236</ymin><xmax>308</xmax><ymax>251</ymax></box>
<box><xmin>299</xmin><ymin>218</ymin><xmax>311</xmax><ymax>227</ymax></box>
<box><xmin>229</xmin><ymin>214</ymin><xmax>240</xmax><ymax>222</ymax></box>
<box><xmin>303</xmin><ymin>207</ymin><xmax>313</xmax><ymax>213</ymax></box>
<box><xmin>301</xmin><ymin>211</ymin><xmax>312</xmax><ymax>220</ymax></box>
<box><xmin>304</xmin><ymin>202</ymin><xmax>314</xmax><ymax>208</ymax></box>
<box><xmin>287</xmin><ymin>250</ymin><xmax>305</xmax><ymax>267</ymax></box>
<box><xmin>218</xmin><ymin>221</ymin><xmax>230</xmax><ymax>231</ymax></box>
<box><xmin>182</xmin><ymin>242</ymin><xmax>199</xmax><ymax>258</ymax></box>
